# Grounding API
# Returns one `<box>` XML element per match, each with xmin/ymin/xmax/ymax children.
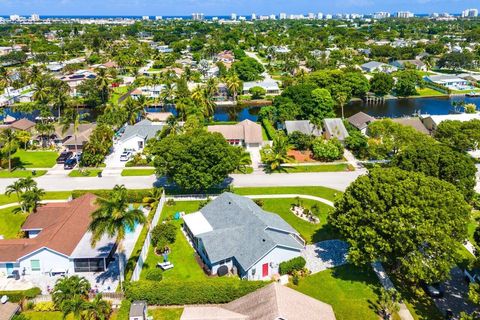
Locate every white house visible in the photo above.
<box><xmin>242</xmin><ymin>79</ymin><xmax>280</xmax><ymax>95</ymax></box>
<box><xmin>424</xmin><ymin>74</ymin><xmax>469</xmax><ymax>90</ymax></box>
<box><xmin>207</xmin><ymin>119</ymin><xmax>263</xmax><ymax>149</ymax></box>
<box><xmin>183</xmin><ymin>193</ymin><xmax>305</xmax><ymax>281</ymax></box>
<box><xmin>0</xmin><ymin>194</ymin><xmax>117</xmax><ymax>277</ymax></box>
<box><xmin>117</xmin><ymin>119</ymin><xmax>164</xmax><ymax>152</ymax></box>
<box><xmin>361</xmin><ymin>61</ymin><xmax>397</xmax><ymax>73</ymax></box>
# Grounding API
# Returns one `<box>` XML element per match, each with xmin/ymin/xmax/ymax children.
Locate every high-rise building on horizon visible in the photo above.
<box><xmin>142</xmin><ymin>15</ymin><xmax>149</xmax><ymax>20</ymax></box>
<box><xmin>462</xmin><ymin>8</ymin><xmax>478</xmax><ymax>18</ymax></box>
<box><xmin>269</xmin><ymin>14</ymin><xmax>276</xmax><ymax>20</ymax></box>
<box><xmin>396</xmin><ymin>11</ymin><xmax>414</xmax><ymax>18</ymax></box>
<box><xmin>9</xmin><ymin>14</ymin><xmax>20</xmax><ymax>21</ymax></box>
<box><xmin>231</xmin><ymin>13</ymin><xmax>237</xmax><ymax>20</ymax></box>
<box><xmin>317</xmin><ymin>12</ymin><xmax>324</xmax><ymax>19</ymax></box>
<box><xmin>155</xmin><ymin>16</ymin><xmax>163</xmax><ymax>20</ymax></box>
<box><xmin>192</xmin><ymin>13</ymin><xmax>204</xmax><ymax>21</ymax></box>
<box><xmin>373</xmin><ymin>12</ymin><xmax>391</xmax><ymax>19</ymax></box>
<box><xmin>279</xmin><ymin>13</ymin><xmax>287</xmax><ymax>20</ymax></box>
<box><xmin>251</xmin><ymin>13</ymin><xmax>257</xmax><ymax>20</ymax></box>
<box><xmin>30</xmin><ymin>14</ymin><xmax>40</xmax><ymax>21</ymax></box>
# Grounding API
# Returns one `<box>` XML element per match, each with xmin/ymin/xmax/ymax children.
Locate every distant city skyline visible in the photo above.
<box><xmin>0</xmin><ymin>0</ymin><xmax>479</xmax><ymax>16</ymax></box>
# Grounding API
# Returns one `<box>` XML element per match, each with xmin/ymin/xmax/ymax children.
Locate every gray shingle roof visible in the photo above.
<box><xmin>196</xmin><ymin>193</ymin><xmax>303</xmax><ymax>271</ymax></box>
<box><xmin>285</xmin><ymin>120</ymin><xmax>322</xmax><ymax>136</ymax></box>
<box><xmin>323</xmin><ymin>118</ymin><xmax>349</xmax><ymax>141</ymax></box>
<box><xmin>347</xmin><ymin>112</ymin><xmax>375</xmax><ymax>130</ymax></box>
<box><xmin>119</xmin><ymin>119</ymin><xmax>164</xmax><ymax>142</ymax></box>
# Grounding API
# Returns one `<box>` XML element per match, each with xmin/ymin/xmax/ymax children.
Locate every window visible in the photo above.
<box><xmin>31</xmin><ymin>260</ymin><xmax>40</xmax><ymax>271</ymax></box>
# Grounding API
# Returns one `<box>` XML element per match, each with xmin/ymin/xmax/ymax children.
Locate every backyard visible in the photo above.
<box><xmin>149</xmin><ymin>308</ymin><xmax>183</xmax><ymax>320</ymax></box>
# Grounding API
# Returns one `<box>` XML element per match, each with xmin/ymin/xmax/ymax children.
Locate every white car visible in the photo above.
<box><xmin>120</xmin><ymin>151</ymin><xmax>132</xmax><ymax>162</ymax></box>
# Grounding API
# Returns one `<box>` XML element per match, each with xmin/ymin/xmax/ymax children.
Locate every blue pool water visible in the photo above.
<box><xmin>125</xmin><ymin>221</ymin><xmax>139</xmax><ymax>234</ymax></box>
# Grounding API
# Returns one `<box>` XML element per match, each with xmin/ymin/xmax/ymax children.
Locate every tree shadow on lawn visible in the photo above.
<box><xmin>312</xmin><ymin>223</ymin><xmax>341</xmax><ymax>243</ymax></box>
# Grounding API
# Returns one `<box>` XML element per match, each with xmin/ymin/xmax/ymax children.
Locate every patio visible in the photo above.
<box><xmin>302</xmin><ymin>240</ymin><xmax>349</xmax><ymax>274</ymax></box>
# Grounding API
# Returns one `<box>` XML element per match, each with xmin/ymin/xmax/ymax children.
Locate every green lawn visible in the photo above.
<box><xmin>281</xmin><ymin>164</ymin><xmax>350</xmax><ymax>173</ymax></box>
<box><xmin>0</xmin><ymin>191</ymin><xmax>72</xmax><ymax>206</ymax></box>
<box><xmin>0</xmin><ymin>206</ymin><xmax>28</xmax><ymax>238</ymax></box>
<box><xmin>68</xmin><ymin>169</ymin><xmax>103</xmax><ymax>177</ymax></box>
<box><xmin>468</xmin><ymin>210</ymin><xmax>480</xmax><ymax>246</ymax></box>
<box><xmin>233</xmin><ymin>186</ymin><xmax>341</xmax><ymax>202</ymax></box>
<box><xmin>121</xmin><ymin>169</ymin><xmax>156</xmax><ymax>176</ymax></box>
<box><xmin>21</xmin><ymin>311</ymin><xmax>70</xmax><ymax>320</ymax></box>
<box><xmin>416</xmin><ymin>87</ymin><xmax>446</xmax><ymax>97</ymax></box>
<box><xmin>261</xmin><ymin>125</ymin><xmax>269</xmax><ymax>141</ymax></box>
<box><xmin>233</xmin><ymin>167</ymin><xmax>254</xmax><ymax>174</ymax></box>
<box><xmin>291</xmin><ymin>264</ymin><xmax>385</xmax><ymax>320</ymax></box>
<box><xmin>110</xmin><ymin>86</ymin><xmax>129</xmax><ymax>103</ymax></box>
<box><xmin>261</xmin><ymin>198</ymin><xmax>338</xmax><ymax>243</ymax></box>
<box><xmin>149</xmin><ymin>308</ymin><xmax>183</xmax><ymax>320</ymax></box>
<box><xmin>13</xmin><ymin>150</ymin><xmax>58</xmax><ymax>168</ymax></box>
<box><xmin>0</xmin><ymin>170</ymin><xmax>47</xmax><ymax>178</ymax></box>
<box><xmin>140</xmin><ymin>201</ymin><xmax>206</xmax><ymax>280</ymax></box>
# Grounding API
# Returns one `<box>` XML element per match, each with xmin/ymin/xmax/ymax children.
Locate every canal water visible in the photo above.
<box><xmin>3</xmin><ymin>96</ymin><xmax>479</xmax><ymax>123</ymax></box>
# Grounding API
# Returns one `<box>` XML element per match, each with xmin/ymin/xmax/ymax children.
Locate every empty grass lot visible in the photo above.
<box><xmin>291</xmin><ymin>264</ymin><xmax>387</xmax><ymax>320</ymax></box>
<box><xmin>13</xmin><ymin>150</ymin><xmax>58</xmax><ymax>168</ymax></box>
<box><xmin>0</xmin><ymin>169</ymin><xmax>47</xmax><ymax>178</ymax></box>
<box><xmin>68</xmin><ymin>169</ymin><xmax>103</xmax><ymax>177</ymax></box>
<box><xmin>121</xmin><ymin>169</ymin><xmax>156</xmax><ymax>176</ymax></box>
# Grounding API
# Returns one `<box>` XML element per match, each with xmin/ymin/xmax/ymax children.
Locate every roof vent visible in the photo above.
<box><xmin>228</xmin><ymin>201</ymin><xmax>231</xmax><ymax>205</ymax></box>
<box><xmin>262</xmin><ymin>239</ymin><xmax>266</xmax><ymax>242</ymax></box>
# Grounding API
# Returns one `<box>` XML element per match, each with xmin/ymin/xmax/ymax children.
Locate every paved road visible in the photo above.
<box><xmin>0</xmin><ymin>170</ymin><xmax>366</xmax><ymax>193</ymax></box>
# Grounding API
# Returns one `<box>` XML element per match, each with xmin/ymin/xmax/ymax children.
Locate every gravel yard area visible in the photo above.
<box><xmin>302</xmin><ymin>240</ymin><xmax>349</xmax><ymax>274</ymax></box>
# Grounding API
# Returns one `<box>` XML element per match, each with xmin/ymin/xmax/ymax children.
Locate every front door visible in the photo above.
<box><xmin>6</xmin><ymin>263</ymin><xmax>14</xmax><ymax>275</ymax></box>
<box><xmin>262</xmin><ymin>263</ymin><xmax>269</xmax><ymax>277</ymax></box>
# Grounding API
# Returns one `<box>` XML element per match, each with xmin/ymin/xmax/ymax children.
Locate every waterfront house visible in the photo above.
<box><xmin>207</xmin><ymin>120</ymin><xmax>263</xmax><ymax>149</ymax></box>
<box><xmin>183</xmin><ymin>193</ymin><xmax>305</xmax><ymax>280</ymax></box>
<box><xmin>0</xmin><ymin>194</ymin><xmax>117</xmax><ymax>277</ymax></box>
<box><xmin>391</xmin><ymin>118</ymin><xmax>430</xmax><ymax>135</ymax></box>
<box><xmin>421</xmin><ymin>113</ymin><xmax>480</xmax><ymax>131</ymax></box>
<box><xmin>347</xmin><ymin>112</ymin><xmax>375</xmax><ymax>135</ymax></box>
<box><xmin>242</xmin><ymin>79</ymin><xmax>280</xmax><ymax>95</ymax></box>
<box><xmin>424</xmin><ymin>74</ymin><xmax>469</xmax><ymax>90</ymax></box>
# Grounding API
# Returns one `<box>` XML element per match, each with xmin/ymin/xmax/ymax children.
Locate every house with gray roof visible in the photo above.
<box><xmin>284</xmin><ymin>120</ymin><xmax>322</xmax><ymax>136</ymax></box>
<box><xmin>117</xmin><ymin>119</ymin><xmax>164</xmax><ymax>152</ymax></box>
<box><xmin>183</xmin><ymin>193</ymin><xmax>305</xmax><ymax>280</ymax></box>
<box><xmin>323</xmin><ymin>118</ymin><xmax>349</xmax><ymax>142</ymax></box>
<box><xmin>361</xmin><ymin>61</ymin><xmax>397</xmax><ymax>73</ymax></box>
<box><xmin>347</xmin><ymin>112</ymin><xmax>375</xmax><ymax>134</ymax></box>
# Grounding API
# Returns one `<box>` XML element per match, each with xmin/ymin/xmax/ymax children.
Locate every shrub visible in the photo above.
<box><xmin>0</xmin><ymin>287</ymin><xmax>41</xmax><ymax>302</ymax></box>
<box><xmin>116</xmin><ymin>300</ymin><xmax>131</xmax><ymax>320</ymax></box>
<box><xmin>249</xmin><ymin>86</ymin><xmax>266</xmax><ymax>99</ymax></box>
<box><xmin>33</xmin><ymin>301</ymin><xmax>56</xmax><ymax>312</ymax></box>
<box><xmin>72</xmin><ymin>189</ymin><xmax>155</xmax><ymax>203</ymax></box>
<box><xmin>279</xmin><ymin>257</ymin><xmax>306</xmax><ymax>275</ymax></box>
<box><xmin>253</xmin><ymin>199</ymin><xmax>264</xmax><ymax>207</ymax></box>
<box><xmin>125</xmin><ymin>279</ymin><xmax>266</xmax><ymax>305</ymax></box>
<box><xmin>198</xmin><ymin>198</ymin><xmax>211</xmax><ymax>210</ymax></box>
<box><xmin>145</xmin><ymin>269</ymin><xmax>164</xmax><ymax>281</ymax></box>
<box><xmin>262</xmin><ymin>118</ymin><xmax>277</xmax><ymax>140</ymax></box>
<box><xmin>288</xmin><ymin>131</ymin><xmax>314</xmax><ymax>151</ymax></box>
<box><xmin>166</xmin><ymin>198</ymin><xmax>176</xmax><ymax>206</ymax></box>
<box><xmin>151</xmin><ymin>222</ymin><xmax>177</xmax><ymax>247</ymax></box>
<box><xmin>311</xmin><ymin>138</ymin><xmax>343</xmax><ymax>161</ymax></box>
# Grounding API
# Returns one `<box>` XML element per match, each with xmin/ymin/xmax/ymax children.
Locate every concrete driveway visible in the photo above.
<box><xmin>433</xmin><ymin>267</ymin><xmax>478</xmax><ymax>318</ymax></box>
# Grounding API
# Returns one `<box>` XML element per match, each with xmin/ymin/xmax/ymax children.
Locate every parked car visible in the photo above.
<box><xmin>421</xmin><ymin>282</ymin><xmax>445</xmax><ymax>298</ymax></box>
<box><xmin>56</xmin><ymin>151</ymin><xmax>73</xmax><ymax>164</ymax></box>
<box><xmin>120</xmin><ymin>151</ymin><xmax>132</xmax><ymax>162</ymax></box>
<box><xmin>64</xmin><ymin>157</ymin><xmax>78</xmax><ymax>170</ymax></box>
<box><xmin>7</xmin><ymin>270</ymin><xmax>20</xmax><ymax>280</ymax></box>
<box><xmin>464</xmin><ymin>268</ymin><xmax>480</xmax><ymax>284</ymax></box>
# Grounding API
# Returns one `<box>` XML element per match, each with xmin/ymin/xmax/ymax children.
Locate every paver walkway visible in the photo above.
<box><xmin>302</xmin><ymin>240</ymin><xmax>349</xmax><ymax>274</ymax></box>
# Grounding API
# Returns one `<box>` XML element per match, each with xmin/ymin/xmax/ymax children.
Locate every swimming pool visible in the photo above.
<box><xmin>125</xmin><ymin>221</ymin><xmax>139</xmax><ymax>234</ymax></box>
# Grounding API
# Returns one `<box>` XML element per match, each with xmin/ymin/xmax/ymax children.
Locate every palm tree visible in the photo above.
<box><xmin>5</xmin><ymin>180</ymin><xmax>23</xmax><ymax>203</ymax></box>
<box><xmin>20</xmin><ymin>186</ymin><xmax>45</xmax><ymax>213</ymax></box>
<box><xmin>236</xmin><ymin>149</ymin><xmax>252</xmax><ymax>173</ymax></box>
<box><xmin>123</xmin><ymin>97</ymin><xmax>145</xmax><ymax>125</ymax></box>
<box><xmin>88</xmin><ymin>185</ymin><xmax>146</xmax><ymax>289</ymax></box>
<box><xmin>16</xmin><ymin>130</ymin><xmax>31</xmax><ymax>151</ymax></box>
<box><xmin>52</xmin><ymin>275</ymin><xmax>91</xmax><ymax>308</ymax></box>
<box><xmin>83</xmin><ymin>294</ymin><xmax>112</xmax><ymax>320</ymax></box>
<box><xmin>226</xmin><ymin>73</ymin><xmax>242</xmax><ymax>102</ymax></box>
<box><xmin>61</xmin><ymin>295</ymin><xmax>88</xmax><ymax>320</ymax></box>
<box><xmin>335</xmin><ymin>92</ymin><xmax>348</xmax><ymax>119</ymax></box>
<box><xmin>261</xmin><ymin>133</ymin><xmax>294</xmax><ymax>172</ymax></box>
<box><xmin>0</xmin><ymin>128</ymin><xmax>19</xmax><ymax>172</ymax></box>
<box><xmin>142</xmin><ymin>187</ymin><xmax>163</xmax><ymax>208</ymax></box>
<box><xmin>18</xmin><ymin>176</ymin><xmax>36</xmax><ymax>191</ymax></box>
<box><xmin>95</xmin><ymin>68</ymin><xmax>111</xmax><ymax>104</ymax></box>
<box><xmin>61</xmin><ymin>105</ymin><xmax>87</xmax><ymax>166</ymax></box>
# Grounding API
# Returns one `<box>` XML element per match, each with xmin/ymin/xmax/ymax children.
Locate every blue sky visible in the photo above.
<box><xmin>0</xmin><ymin>0</ymin><xmax>477</xmax><ymax>16</ymax></box>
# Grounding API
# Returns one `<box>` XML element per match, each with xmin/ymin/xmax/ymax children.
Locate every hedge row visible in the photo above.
<box><xmin>279</xmin><ymin>256</ymin><xmax>306</xmax><ymax>275</ymax></box>
<box><xmin>72</xmin><ymin>189</ymin><xmax>156</xmax><ymax>202</ymax></box>
<box><xmin>262</xmin><ymin>118</ymin><xmax>277</xmax><ymax>140</ymax></box>
<box><xmin>125</xmin><ymin>279</ymin><xmax>266</xmax><ymax>305</ymax></box>
<box><xmin>0</xmin><ymin>287</ymin><xmax>41</xmax><ymax>302</ymax></box>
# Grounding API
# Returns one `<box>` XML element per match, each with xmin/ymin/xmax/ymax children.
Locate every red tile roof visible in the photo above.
<box><xmin>0</xmin><ymin>194</ymin><xmax>98</xmax><ymax>262</ymax></box>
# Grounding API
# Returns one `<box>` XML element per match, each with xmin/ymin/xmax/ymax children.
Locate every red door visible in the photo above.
<box><xmin>262</xmin><ymin>263</ymin><xmax>269</xmax><ymax>277</ymax></box>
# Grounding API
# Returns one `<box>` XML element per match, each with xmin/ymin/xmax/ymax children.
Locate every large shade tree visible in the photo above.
<box><xmin>329</xmin><ymin>168</ymin><xmax>470</xmax><ymax>284</ymax></box>
<box><xmin>151</xmin><ymin>130</ymin><xmax>241</xmax><ymax>191</ymax></box>
<box><xmin>392</xmin><ymin>142</ymin><xmax>477</xmax><ymax>201</ymax></box>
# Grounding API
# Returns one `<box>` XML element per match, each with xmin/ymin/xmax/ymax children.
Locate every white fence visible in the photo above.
<box><xmin>130</xmin><ymin>190</ymin><xmax>166</xmax><ymax>282</ymax></box>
